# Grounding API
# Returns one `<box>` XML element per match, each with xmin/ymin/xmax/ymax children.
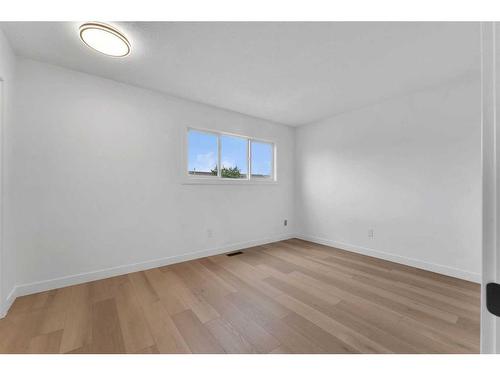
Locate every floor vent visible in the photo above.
<box><xmin>226</xmin><ymin>251</ymin><xmax>243</xmax><ymax>257</ymax></box>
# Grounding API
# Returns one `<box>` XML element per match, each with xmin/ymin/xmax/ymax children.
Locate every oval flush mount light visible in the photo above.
<box><xmin>79</xmin><ymin>22</ymin><xmax>131</xmax><ymax>57</ymax></box>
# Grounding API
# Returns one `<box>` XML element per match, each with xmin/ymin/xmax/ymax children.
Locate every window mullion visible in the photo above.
<box><xmin>217</xmin><ymin>134</ymin><xmax>221</xmax><ymax>178</ymax></box>
<box><xmin>248</xmin><ymin>139</ymin><xmax>252</xmax><ymax>180</ymax></box>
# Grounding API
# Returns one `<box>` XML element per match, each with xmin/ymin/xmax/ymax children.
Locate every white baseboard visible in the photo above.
<box><xmin>0</xmin><ymin>233</ymin><xmax>294</xmax><ymax>318</ymax></box>
<box><xmin>296</xmin><ymin>234</ymin><xmax>481</xmax><ymax>283</ymax></box>
<box><xmin>0</xmin><ymin>289</ymin><xmax>17</xmax><ymax>319</ymax></box>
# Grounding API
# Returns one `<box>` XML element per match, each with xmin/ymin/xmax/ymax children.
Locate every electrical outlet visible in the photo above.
<box><xmin>284</xmin><ymin>219</ymin><xmax>288</xmax><ymax>226</ymax></box>
<box><xmin>207</xmin><ymin>229</ymin><xmax>213</xmax><ymax>238</ymax></box>
<box><xmin>368</xmin><ymin>229</ymin><xmax>374</xmax><ymax>239</ymax></box>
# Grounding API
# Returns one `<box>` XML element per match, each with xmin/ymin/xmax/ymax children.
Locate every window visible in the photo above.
<box><xmin>187</xmin><ymin>130</ymin><xmax>218</xmax><ymax>176</ymax></box>
<box><xmin>186</xmin><ymin>128</ymin><xmax>275</xmax><ymax>182</ymax></box>
<box><xmin>220</xmin><ymin>135</ymin><xmax>248</xmax><ymax>179</ymax></box>
<box><xmin>251</xmin><ymin>141</ymin><xmax>273</xmax><ymax>179</ymax></box>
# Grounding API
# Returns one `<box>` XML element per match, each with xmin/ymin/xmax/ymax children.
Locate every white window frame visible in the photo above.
<box><xmin>183</xmin><ymin>127</ymin><xmax>277</xmax><ymax>185</ymax></box>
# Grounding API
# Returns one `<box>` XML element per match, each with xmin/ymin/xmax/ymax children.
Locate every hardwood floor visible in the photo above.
<box><xmin>0</xmin><ymin>239</ymin><xmax>480</xmax><ymax>353</ymax></box>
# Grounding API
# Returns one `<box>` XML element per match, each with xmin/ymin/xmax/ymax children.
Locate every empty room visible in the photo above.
<box><xmin>1</xmin><ymin>3</ymin><xmax>500</xmax><ymax>366</ymax></box>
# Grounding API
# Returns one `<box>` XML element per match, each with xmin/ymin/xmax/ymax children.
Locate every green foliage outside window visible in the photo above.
<box><xmin>210</xmin><ymin>165</ymin><xmax>243</xmax><ymax>178</ymax></box>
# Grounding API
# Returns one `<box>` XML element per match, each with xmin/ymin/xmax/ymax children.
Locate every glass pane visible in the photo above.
<box><xmin>220</xmin><ymin>135</ymin><xmax>248</xmax><ymax>179</ymax></box>
<box><xmin>251</xmin><ymin>141</ymin><xmax>273</xmax><ymax>178</ymax></box>
<box><xmin>187</xmin><ymin>130</ymin><xmax>218</xmax><ymax>176</ymax></box>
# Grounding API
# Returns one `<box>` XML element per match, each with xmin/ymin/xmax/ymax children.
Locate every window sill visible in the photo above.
<box><xmin>181</xmin><ymin>177</ymin><xmax>278</xmax><ymax>185</ymax></box>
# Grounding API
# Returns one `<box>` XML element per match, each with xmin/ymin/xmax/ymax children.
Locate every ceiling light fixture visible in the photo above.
<box><xmin>79</xmin><ymin>22</ymin><xmax>131</xmax><ymax>57</ymax></box>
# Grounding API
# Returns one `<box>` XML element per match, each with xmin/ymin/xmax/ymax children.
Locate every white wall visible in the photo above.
<box><xmin>295</xmin><ymin>74</ymin><xmax>481</xmax><ymax>281</ymax></box>
<box><xmin>0</xmin><ymin>29</ymin><xmax>16</xmax><ymax>316</ymax></box>
<box><xmin>4</xmin><ymin>58</ymin><xmax>295</xmax><ymax>297</ymax></box>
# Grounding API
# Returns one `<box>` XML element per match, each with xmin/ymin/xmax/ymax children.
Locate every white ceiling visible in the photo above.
<box><xmin>0</xmin><ymin>22</ymin><xmax>480</xmax><ymax>126</ymax></box>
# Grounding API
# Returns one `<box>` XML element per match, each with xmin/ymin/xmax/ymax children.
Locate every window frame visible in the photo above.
<box><xmin>183</xmin><ymin>127</ymin><xmax>277</xmax><ymax>185</ymax></box>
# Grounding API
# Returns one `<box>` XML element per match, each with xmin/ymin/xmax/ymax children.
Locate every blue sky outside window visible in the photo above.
<box><xmin>220</xmin><ymin>135</ymin><xmax>247</xmax><ymax>178</ymax></box>
<box><xmin>188</xmin><ymin>130</ymin><xmax>217</xmax><ymax>175</ymax></box>
<box><xmin>251</xmin><ymin>141</ymin><xmax>273</xmax><ymax>178</ymax></box>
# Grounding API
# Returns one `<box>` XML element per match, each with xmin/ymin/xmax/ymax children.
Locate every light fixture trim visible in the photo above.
<box><xmin>79</xmin><ymin>22</ymin><xmax>131</xmax><ymax>57</ymax></box>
